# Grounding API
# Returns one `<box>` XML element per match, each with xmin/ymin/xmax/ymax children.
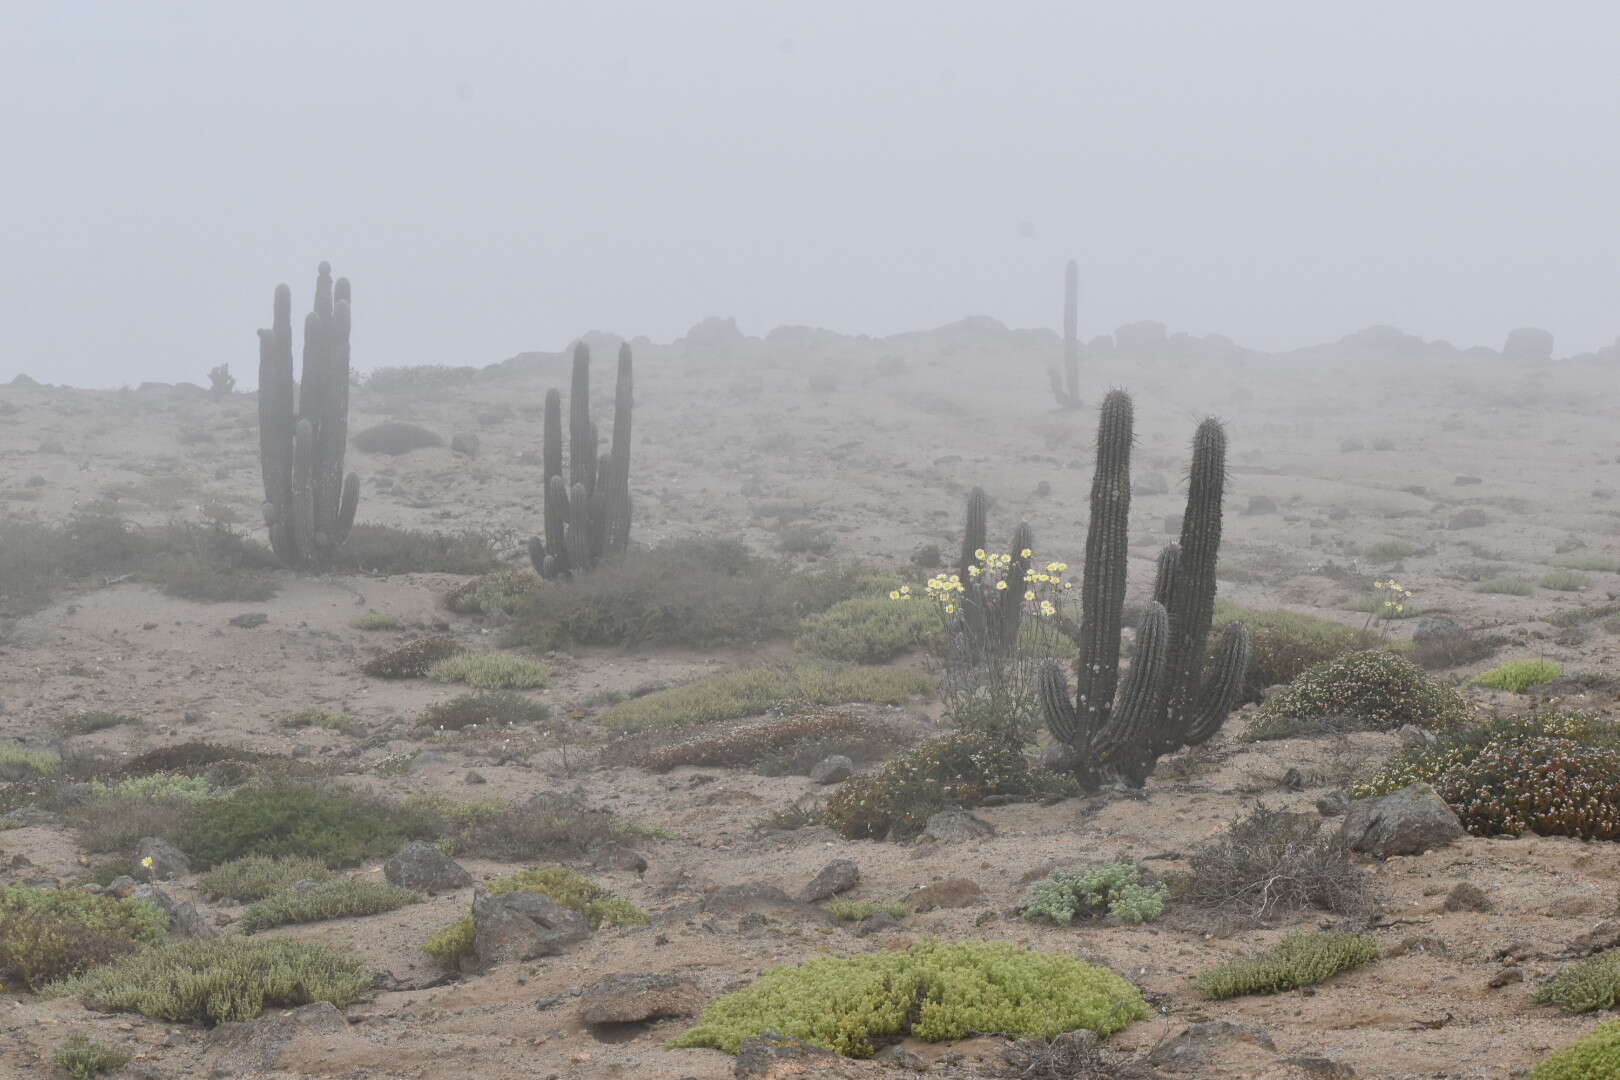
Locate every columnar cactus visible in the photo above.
<box><xmin>1040</xmin><ymin>390</ymin><xmax>1251</xmax><ymax>787</ymax></box>
<box><xmin>257</xmin><ymin>262</ymin><xmax>360</xmax><ymax>569</ymax></box>
<box><xmin>529</xmin><ymin>342</ymin><xmax>634</xmax><ymax>578</ymax></box>
<box><xmin>1048</xmin><ymin>259</ymin><xmax>1082</xmax><ymax>409</ymax></box>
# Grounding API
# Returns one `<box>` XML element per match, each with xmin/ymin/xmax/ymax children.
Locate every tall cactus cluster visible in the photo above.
<box><xmin>257</xmin><ymin>262</ymin><xmax>360</xmax><ymax>569</ymax></box>
<box><xmin>1040</xmin><ymin>390</ymin><xmax>1251</xmax><ymax>788</ymax></box>
<box><xmin>1048</xmin><ymin>259</ymin><xmax>1082</xmax><ymax>409</ymax></box>
<box><xmin>955</xmin><ymin>487</ymin><xmax>1034</xmax><ymax>654</ymax></box>
<box><xmin>528</xmin><ymin>342</ymin><xmax>634</xmax><ymax>578</ymax></box>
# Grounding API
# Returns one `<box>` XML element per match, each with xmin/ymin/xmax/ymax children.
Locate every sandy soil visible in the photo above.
<box><xmin>2</xmin><ymin>320</ymin><xmax>1619</xmax><ymax>1079</ymax></box>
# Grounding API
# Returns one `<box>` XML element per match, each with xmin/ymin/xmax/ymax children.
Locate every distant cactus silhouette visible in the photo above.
<box><xmin>529</xmin><ymin>342</ymin><xmax>634</xmax><ymax>578</ymax></box>
<box><xmin>207</xmin><ymin>364</ymin><xmax>235</xmax><ymax>400</ymax></box>
<box><xmin>1041</xmin><ymin>390</ymin><xmax>1250</xmax><ymax>787</ymax></box>
<box><xmin>1048</xmin><ymin>259</ymin><xmax>1082</xmax><ymax>409</ymax></box>
<box><xmin>256</xmin><ymin>262</ymin><xmax>359</xmax><ymax>569</ymax></box>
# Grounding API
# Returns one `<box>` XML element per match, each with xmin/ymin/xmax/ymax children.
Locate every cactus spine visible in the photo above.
<box><xmin>1049</xmin><ymin>259</ymin><xmax>1082</xmax><ymax>409</ymax></box>
<box><xmin>257</xmin><ymin>262</ymin><xmax>360</xmax><ymax>569</ymax></box>
<box><xmin>530</xmin><ymin>342</ymin><xmax>634</xmax><ymax>578</ymax></box>
<box><xmin>1040</xmin><ymin>390</ymin><xmax>1251</xmax><ymax>788</ymax></box>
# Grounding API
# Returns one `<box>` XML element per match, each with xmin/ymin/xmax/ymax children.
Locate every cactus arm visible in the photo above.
<box><xmin>1039</xmin><ymin>661</ymin><xmax>1082</xmax><ymax>745</ymax></box>
<box><xmin>291</xmin><ymin>419</ymin><xmax>317</xmax><ymax>567</ymax></box>
<box><xmin>1160</xmin><ymin>418</ymin><xmax>1228</xmax><ymax>748</ymax></box>
<box><xmin>958</xmin><ymin>487</ymin><xmax>988</xmax><ymax>582</ymax></box>
<box><xmin>1074</xmin><ymin>390</ymin><xmax>1134</xmax><ymax>732</ymax></box>
<box><xmin>565</xmin><ymin>481</ymin><xmax>591</xmax><ymax>571</ymax></box>
<box><xmin>569</xmin><ymin>344</ymin><xmax>592</xmax><ymax>494</ymax></box>
<box><xmin>1092</xmin><ymin>602</ymin><xmax>1170</xmax><ymax>782</ymax></box>
<box><xmin>995</xmin><ymin>522</ymin><xmax>1034</xmax><ymax>651</ymax></box>
<box><xmin>1182</xmin><ymin>622</ymin><xmax>1252</xmax><ymax>747</ymax></box>
<box><xmin>607</xmin><ymin>343</ymin><xmax>634</xmax><ymax>554</ymax></box>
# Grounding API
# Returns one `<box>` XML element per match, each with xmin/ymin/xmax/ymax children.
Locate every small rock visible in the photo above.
<box><xmin>799</xmin><ymin>860</ymin><xmax>860</xmax><ymax>902</ymax></box>
<box><xmin>1281</xmin><ymin>767</ymin><xmax>1304</xmax><ymax>791</ymax></box>
<box><xmin>907</xmin><ymin>878</ymin><xmax>982</xmax><ymax>912</ymax></box>
<box><xmin>700</xmin><ymin>883</ymin><xmax>816</xmax><ymax>919</ymax></box>
<box><xmin>134</xmin><ymin>837</ymin><xmax>190</xmax><ymax>882</ymax></box>
<box><xmin>735</xmin><ymin>1032</ymin><xmax>837</xmax><ymax>1079</ymax></box>
<box><xmin>450</xmin><ymin>433</ymin><xmax>480</xmax><ymax>457</ymax></box>
<box><xmin>920</xmin><ymin>809</ymin><xmax>996</xmax><ymax>843</ymax></box>
<box><xmin>1340</xmin><ymin>782</ymin><xmax>1465</xmax><ymax>857</ymax></box>
<box><xmin>1396</xmin><ymin>724</ymin><xmax>1438</xmax><ymax>750</ymax></box>
<box><xmin>228</xmin><ymin>612</ymin><xmax>269</xmax><ymax>628</ymax></box>
<box><xmin>1442</xmin><ymin>882</ymin><xmax>1493</xmax><ymax>913</ymax></box>
<box><xmin>105</xmin><ymin>875</ymin><xmax>139</xmax><ymax>898</ymax></box>
<box><xmin>809</xmin><ymin>755</ymin><xmax>855</xmax><ymax>785</ymax></box>
<box><xmin>1487</xmin><ymin>966</ymin><xmax>1524</xmax><ymax>988</ymax></box>
<box><xmin>1146</xmin><ymin>1021</ymin><xmax>1276</xmax><ymax>1069</ymax></box>
<box><xmin>1447</xmin><ymin>508</ymin><xmax>1491</xmax><ymax>530</ymax></box>
<box><xmin>577</xmin><ymin>973</ymin><xmax>704</xmax><ymax>1025</ymax></box>
<box><xmin>472</xmin><ymin>886</ymin><xmax>592</xmax><ymax>967</ymax></box>
<box><xmin>585</xmin><ymin>844</ymin><xmax>649</xmax><ymax>874</ymax></box>
<box><xmin>206</xmin><ymin>1001</ymin><xmax>358</xmax><ymax>1075</ymax></box>
<box><xmin>384</xmin><ymin>840</ymin><xmax>472</xmax><ymax>894</ymax></box>
<box><xmin>464</xmin><ymin>770</ymin><xmax>488</xmax><ymax>785</ymax></box>
<box><xmin>1315</xmin><ymin>791</ymin><xmax>1350</xmax><ymax>817</ymax></box>
<box><xmin>1571</xmin><ymin>918</ymin><xmax>1620</xmax><ymax>955</ymax></box>
<box><xmin>133</xmin><ymin>884</ymin><xmax>218</xmax><ymax>939</ymax></box>
<box><xmin>854</xmin><ymin>912</ymin><xmax>901</xmax><ymax>937</ymax></box>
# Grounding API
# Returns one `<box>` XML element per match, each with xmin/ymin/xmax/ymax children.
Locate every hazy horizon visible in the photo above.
<box><xmin>4</xmin><ymin>1</ymin><xmax>1617</xmax><ymax>388</ymax></box>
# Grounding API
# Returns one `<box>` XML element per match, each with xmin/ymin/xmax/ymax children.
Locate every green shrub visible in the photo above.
<box><xmin>419</xmin><ymin>691</ymin><xmax>552</xmax><ymax>731</ymax></box>
<box><xmin>45</xmin><ymin>937</ymin><xmax>371</xmax><ymax>1024</ymax></box>
<box><xmin>1547</xmin><ymin>602</ymin><xmax>1620</xmax><ymax>629</ymax></box>
<box><xmin>1532</xmin><ymin>1019</ymin><xmax>1620</xmax><ymax>1079</ymax></box>
<box><xmin>1021</xmin><ymin>862</ymin><xmax>1167</xmax><ymax>926</ymax></box>
<box><xmin>1246</xmin><ymin>651</ymin><xmax>1469</xmax><ymax>739</ymax></box>
<box><xmin>90</xmin><ymin>773</ymin><xmax>215</xmax><ymax>804</ymax></box>
<box><xmin>175</xmin><ymin>782</ymin><xmax>438</xmax><ymax>869</ymax></box>
<box><xmin>276</xmin><ymin>707</ymin><xmax>358</xmax><ymax>732</ymax></box>
<box><xmin>1477</xmin><ymin>658</ymin><xmax>1563</xmax><ymax>691</ymax></box>
<box><xmin>825</xmin><ymin>731</ymin><xmax>1074</xmax><ymax>841</ymax></box>
<box><xmin>777</xmin><ymin>524</ymin><xmax>835</xmax><ymax>556</ymax></box>
<box><xmin>0</xmin><ymin>740</ymin><xmax>60</xmax><ymax>778</ymax></box>
<box><xmin>0</xmin><ymin>885</ymin><xmax>168</xmax><ymax>990</ymax></box>
<box><xmin>1477</xmin><ymin>576</ymin><xmax>1537</xmax><ymax>596</ymax></box>
<box><xmin>361</xmin><ymin>636</ymin><xmax>465</xmax><ymax>679</ymax></box>
<box><xmin>445</xmin><ymin>570</ymin><xmax>544</xmax><ymax>617</ymax></box>
<box><xmin>327</xmin><ymin>525</ymin><xmax>503</xmax><ymax>575</ymax></box>
<box><xmin>1213</xmin><ymin>603</ymin><xmax>1385</xmax><ymax>704</ymax></box>
<box><xmin>115</xmin><ymin>741</ymin><xmax>283</xmax><ymax>778</ymax></box>
<box><xmin>444</xmin><ymin>799</ymin><xmax>665</xmax><ymax>861</ymax></box>
<box><xmin>1541</xmin><ymin>570</ymin><xmax>1590</xmax><ymax>592</ymax></box>
<box><xmin>1353</xmin><ymin>707</ymin><xmax>1620</xmax><ymax>840</ymax></box>
<box><xmin>423</xmin><ymin>865</ymin><xmax>645</xmax><ymax>965</ymax></box>
<box><xmin>824</xmin><ymin>899</ymin><xmax>911</xmax><ymax>922</ymax></box>
<box><xmin>614</xmin><ymin>708</ymin><xmax>886</xmax><ymax>772</ymax></box>
<box><xmin>351</xmin><ymin>420</ymin><xmax>442</xmax><ymax>454</ymax></box>
<box><xmin>198</xmin><ymin>855</ymin><xmax>334</xmax><ymax>903</ymax></box>
<box><xmin>1365</xmin><ymin>540</ymin><xmax>1419</xmax><ymax>562</ymax></box>
<box><xmin>1192</xmin><ymin>931</ymin><xmax>1379</xmax><ymax>999</ymax></box>
<box><xmin>426</xmin><ymin>651</ymin><xmax>551</xmax><ymax>689</ymax></box>
<box><xmin>509</xmin><ymin>539</ymin><xmax>873</xmax><ymax>650</ymax></box>
<box><xmin>350</xmin><ymin>612</ymin><xmax>400</xmax><ymax>630</ymax></box>
<box><xmin>1553</xmin><ymin>555</ymin><xmax>1620</xmax><ymax>573</ymax></box>
<box><xmin>56</xmin><ymin>712</ymin><xmax>141</xmax><ymax>736</ymax></box>
<box><xmin>598</xmin><ymin>663</ymin><xmax>933</xmax><ymax>733</ymax></box>
<box><xmin>53</xmin><ymin>1034</ymin><xmax>131</xmax><ymax>1079</ymax></box>
<box><xmin>1533</xmin><ymin>950</ymin><xmax>1620</xmax><ymax>1014</ymax></box>
<box><xmin>239</xmin><ymin>878</ymin><xmax>423</xmax><ymax>933</ymax></box>
<box><xmin>671</xmin><ymin>940</ymin><xmax>1148</xmax><ymax>1057</ymax></box>
<box><xmin>794</xmin><ymin>596</ymin><xmax>935</xmax><ymax>663</ymax></box>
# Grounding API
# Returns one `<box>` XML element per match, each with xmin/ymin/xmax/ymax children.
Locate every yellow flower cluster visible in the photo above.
<box><xmin>1374</xmin><ymin>579</ymin><xmax>1413</xmax><ymax>614</ymax></box>
<box><xmin>888</xmin><ymin>550</ymin><xmax>1077</xmax><ymax>618</ymax></box>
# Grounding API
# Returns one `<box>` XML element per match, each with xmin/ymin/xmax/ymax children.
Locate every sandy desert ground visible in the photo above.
<box><xmin>2</xmin><ymin>315</ymin><xmax>1619</xmax><ymax>1080</ymax></box>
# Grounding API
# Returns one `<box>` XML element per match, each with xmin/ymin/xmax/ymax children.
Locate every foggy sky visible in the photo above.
<box><xmin>3</xmin><ymin>1</ymin><xmax>1617</xmax><ymax>388</ymax></box>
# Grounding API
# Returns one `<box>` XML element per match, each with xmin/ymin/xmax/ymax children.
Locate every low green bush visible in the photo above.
<box><xmin>825</xmin><ymin>731</ymin><xmax>1074</xmax><ymax>841</ymax></box>
<box><xmin>175</xmin><ymin>781</ymin><xmax>439</xmax><ymax>869</ymax></box>
<box><xmin>1246</xmin><ymin>650</ymin><xmax>1470</xmax><ymax>739</ymax></box>
<box><xmin>327</xmin><ymin>525</ymin><xmax>503</xmax><ymax>575</ymax></box>
<box><xmin>445</xmin><ymin>570</ymin><xmax>544</xmax><ymax>616</ymax></box>
<box><xmin>423</xmin><ymin>865</ymin><xmax>644</xmax><ymax>965</ymax></box>
<box><xmin>53</xmin><ymin>1034</ymin><xmax>131</xmax><ymax>1079</ymax></box>
<box><xmin>426</xmin><ymin>651</ymin><xmax>551</xmax><ymax>689</ymax></box>
<box><xmin>777</xmin><ymin>524</ymin><xmax>835</xmax><ymax>556</ymax></box>
<box><xmin>1533</xmin><ymin>950</ymin><xmax>1620</xmax><ymax>1014</ymax></box>
<box><xmin>1477</xmin><ymin>576</ymin><xmax>1537</xmax><ymax>596</ymax></box>
<box><xmin>508</xmin><ymin>539</ymin><xmax>874</xmax><ymax>651</ymax></box>
<box><xmin>612</xmin><ymin>708</ymin><xmax>888</xmax><ymax>772</ymax></box>
<box><xmin>0</xmin><ymin>741</ymin><xmax>61</xmax><ymax>778</ymax></box>
<box><xmin>56</xmin><ymin>712</ymin><xmax>141</xmax><ymax>736</ymax></box>
<box><xmin>794</xmin><ymin>596</ymin><xmax>936</xmax><ymax>663</ymax></box>
<box><xmin>1532</xmin><ymin>1019</ymin><xmax>1620</xmax><ymax>1079</ymax></box>
<box><xmin>1021</xmin><ymin>862</ymin><xmax>1167</xmax><ymax>926</ymax></box>
<box><xmin>598</xmin><ymin>663</ymin><xmax>933</xmax><ymax>733</ymax></box>
<box><xmin>1353</xmin><ymin>707</ymin><xmax>1620</xmax><ymax>841</ymax></box>
<box><xmin>361</xmin><ymin>636</ymin><xmax>465</xmax><ymax>679</ymax></box>
<box><xmin>1476</xmin><ymin>658</ymin><xmax>1563</xmax><ymax>691</ymax></box>
<box><xmin>276</xmin><ymin>707</ymin><xmax>358</xmax><ymax>733</ymax></box>
<box><xmin>198</xmin><ymin>854</ymin><xmax>334</xmax><ymax>903</ymax></box>
<box><xmin>1192</xmin><ymin>931</ymin><xmax>1379</xmax><ymax>999</ymax></box>
<box><xmin>0</xmin><ymin>885</ymin><xmax>168</xmax><ymax>990</ymax></box>
<box><xmin>824</xmin><ymin>899</ymin><xmax>911</xmax><ymax>922</ymax></box>
<box><xmin>671</xmin><ymin>940</ymin><xmax>1148</xmax><ymax>1057</ymax></box>
<box><xmin>1213</xmin><ymin>602</ymin><xmax>1385</xmax><ymax>704</ymax></box>
<box><xmin>351</xmin><ymin>421</ymin><xmax>442</xmax><ymax>454</ymax></box>
<box><xmin>1541</xmin><ymin>570</ymin><xmax>1590</xmax><ymax>592</ymax></box>
<box><xmin>349</xmin><ymin>612</ymin><xmax>400</xmax><ymax>630</ymax></box>
<box><xmin>1364</xmin><ymin>540</ymin><xmax>1419</xmax><ymax>562</ymax></box>
<box><xmin>239</xmin><ymin>878</ymin><xmax>423</xmax><ymax>933</ymax></box>
<box><xmin>1552</xmin><ymin>555</ymin><xmax>1620</xmax><ymax>573</ymax></box>
<box><xmin>419</xmin><ymin>691</ymin><xmax>552</xmax><ymax>731</ymax></box>
<box><xmin>89</xmin><ymin>773</ymin><xmax>215</xmax><ymax>804</ymax></box>
<box><xmin>45</xmin><ymin>937</ymin><xmax>371</xmax><ymax>1024</ymax></box>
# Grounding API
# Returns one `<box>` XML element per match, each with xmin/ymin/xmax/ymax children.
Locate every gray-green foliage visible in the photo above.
<box><xmin>1021</xmin><ymin>861</ymin><xmax>1167</xmax><ymax>925</ymax></box>
<box><xmin>1192</xmin><ymin>930</ymin><xmax>1379</xmax><ymax>999</ymax></box>
<box><xmin>238</xmin><ymin>878</ymin><xmax>422</xmax><ymax>933</ymax></box>
<box><xmin>1533</xmin><ymin>949</ymin><xmax>1620</xmax><ymax>1013</ymax></box>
